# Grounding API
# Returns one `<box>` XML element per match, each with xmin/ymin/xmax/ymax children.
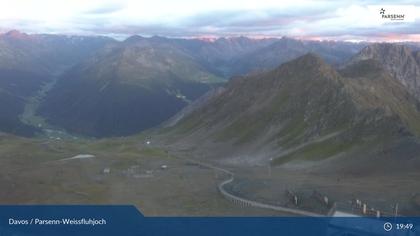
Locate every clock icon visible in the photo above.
<box><xmin>384</xmin><ymin>222</ymin><xmax>393</xmax><ymax>232</ymax></box>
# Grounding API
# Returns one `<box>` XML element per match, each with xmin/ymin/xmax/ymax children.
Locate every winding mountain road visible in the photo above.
<box><xmin>175</xmin><ymin>155</ymin><xmax>323</xmax><ymax>216</ymax></box>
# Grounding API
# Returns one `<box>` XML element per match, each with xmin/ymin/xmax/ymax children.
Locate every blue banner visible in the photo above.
<box><xmin>0</xmin><ymin>206</ymin><xmax>418</xmax><ymax>236</ymax></box>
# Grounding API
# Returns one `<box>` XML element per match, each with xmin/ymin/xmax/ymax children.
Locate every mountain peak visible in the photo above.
<box><xmin>123</xmin><ymin>35</ymin><xmax>145</xmax><ymax>44</ymax></box>
<box><xmin>347</xmin><ymin>43</ymin><xmax>420</xmax><ymax>100</ymax></box>
<box><xmin>295</xmin><ymin>52</ymin><xmax>324</xmax><ymax>63</ymax></box>
<box><xmin>356</xmin><ymin>43</ymin><xmax>412</xmax><ymax>60</ymax></box>
<box><xmin>2</xmin><ymin>30</ymin><xmax>30</xmax><ymax>40</ymax></box>
<box><xmin>276</xmin><ymin>52</ymin><xmax>334</xmax><ymax>77</ymax></box>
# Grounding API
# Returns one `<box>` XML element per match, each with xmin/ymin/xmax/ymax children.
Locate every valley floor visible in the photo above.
<box><xmin>0</xmin><ymin>134</ymin><xmax>419</xmax><ymax>216</ymax></box>
<box><xmin>0</xmin><ymin>135</ymin><xmax>286</xmax><ymax>216</ymax></box>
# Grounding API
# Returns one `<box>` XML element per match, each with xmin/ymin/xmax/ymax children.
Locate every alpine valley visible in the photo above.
<box><xmin>1</xmin><ymin>30</ymin><xmax>420</xmax><ymax>216</ymax></box>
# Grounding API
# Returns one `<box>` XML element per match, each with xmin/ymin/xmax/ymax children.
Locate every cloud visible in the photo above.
<box><xmin>0</xmin><ymin>0</ymin><xmax>419</xmax><ymax>41</ymax></box>
<box><xmin>83</xmin><ymin>3</ymin><xmax>125</xmax><ymax>15</ymax></box>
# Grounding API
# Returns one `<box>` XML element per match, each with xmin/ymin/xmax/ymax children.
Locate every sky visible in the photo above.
<box><xmin>0</xmin><ymin>0</ymin><xmax>419</xmax><ymax>41</ymax></box>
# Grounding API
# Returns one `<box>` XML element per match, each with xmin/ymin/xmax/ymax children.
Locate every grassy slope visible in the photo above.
<box><xmin>165</xmin><ymin>54</ymin><xmax>420</xmax><ymax>166</ymax></box>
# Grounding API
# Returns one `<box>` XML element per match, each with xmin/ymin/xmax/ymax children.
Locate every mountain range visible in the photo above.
<box><xmin>162</xmin><ymin>44</ymin><xmax>420</xmax><ymax>171</ymax></box>
<box><xmin>1</xmin><ymin>30</ymin><xmax>420</xmax><ymax>142</ymax></box>
<box><xmin>2</xmin><ymin>30</ymin><xmax>420</xmax><ymax>215</ymax></box>
<box><xmin>0</xmin><ymin>30</ymin><xmax>370</xmax><ymax>137</ymax></box>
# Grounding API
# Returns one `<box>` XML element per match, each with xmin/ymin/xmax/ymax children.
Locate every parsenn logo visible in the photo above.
<box><xmin>368</xmin><ymin>5</ymin><xmax>415</xmax><ymax>24</ymax></box>
<box><xmin>379</xmin><ymin>7</ymin><xmax>405</xmax><ymax>21</ymax></box>
<box><xmin>380</xmin><ymin>8</ymin><xmax>385</xmax><ymax>15</ymax></box>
